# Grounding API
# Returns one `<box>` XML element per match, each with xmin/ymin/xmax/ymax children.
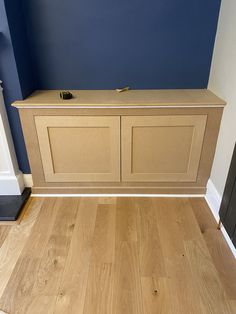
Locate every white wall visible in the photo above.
<box><xmin>208</xmin><ymin>0</ymin><xmax>236</xmax><ymax>197</ymax></box>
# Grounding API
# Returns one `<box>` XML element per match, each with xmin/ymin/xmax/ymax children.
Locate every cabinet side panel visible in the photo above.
<box><xmin>19</xmin><ymin>109</ymin><xmax>46</xmax><ymax>186</ymax></box>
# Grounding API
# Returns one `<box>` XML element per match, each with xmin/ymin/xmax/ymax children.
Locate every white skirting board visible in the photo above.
<box><xmin>205</xmin><ymin>179</ymin><xmax>236</xmax><ymax>258</ymax></box>
<box><xmin>23</xmin><ymin>174</ymin><xmax>236</xmax><ymax>257</ymax></box>
<box><xmin>23</xmin><ymin>174</ymin><xmax>33</xmax><ymax>188</ymax></box>
<box><xmin>0</xmin><ymin>172</ymin><xmax>24</xmax><ymax>195</ymax></box>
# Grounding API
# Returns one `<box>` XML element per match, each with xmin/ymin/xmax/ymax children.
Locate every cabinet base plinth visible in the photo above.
<box><xmin>31</xmin><ymin>186</ymin><xmax>206</xmax><ymax>195</ymax></box>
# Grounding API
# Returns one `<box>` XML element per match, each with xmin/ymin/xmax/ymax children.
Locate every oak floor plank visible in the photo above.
<box><xmin>190</xmin><ymin>198</ymin><xmax>217</xmax><ymax>232</ymax></box>
<box><xmin>141</xmin><ymin>277</ymin><xmax>173</xmax><ymax>314</ymax></box>
<box><xmin>185</xmin><ymin>238</ymin><xmax>232</xmax><ymax>314</ymax></box>
<box><xmin>0</xmin><ymin>226</ymin><xmax>11</xmax><ymax>249</ymax></box>
<box><xmin>54</xmin><ymin>198</ymin><xmax>98</xmax><ymax>314</ymax></box>
<box><xmin>135</xmin><ymin>198</ymin><xmax>166</xmax><ymax>277</ymax></box>
<box><xmin>0</xmin><ymin>256</ymin><xmax>40</xmax><ymax>314</ymax></box>
<box><xmin>116</xmin><ymin>198</ymin><xmax>137</xmax><ymax>242</ymax></box>
<box><xmin>0</xmin><ymin>197</ymin><xmax>235</xmax><ymax>313</ymax></box>
<box><xmin>83</xmin><ymin>202</ymin><xmax>116</xmax><ymax>313</ymax></box>
<box><xmin>153</xmin><ymin>198</ymin><xmax>205</xmax><ymax>314</ymax></box>
<box><xmin>98</xmin><ymin>197</ymin><xmax>117</xmax><ymax>205</ymax></box>
<box><xmin>203</xmin><ymin>228</ymin><xmax>236</xmax><ymax>299</ymax></box>
<box><xmin>191</xmin><ymin>198</ymin><xmax>236</xmax><ymax>300</ymax></box>
<box><xmin>112</xmin><ymin>241</ymin><xmax>144</xmax><ymax>314</ymax></box>
<box><xmin>91</xmin><ymin>203</ymin><xmax>116</xmax><ymax>264</ymax></box>
<box><xmin>113</xmin><ymin>198</ymin><xmax>144</xmax><ymax>313</ymax></box>
<box><xmin>0</xmin><ymin>198</ymin><xmax>58</xmax><ymax>314</ymax></box>
<box><xmin>18</xmin><ymin>198</ymin><xmax>58</xmax><ymax>258</ymax></box>
<box><xmin>0</xmin><ymin>198</ymin><xmax>43</xmax><ymax>299</ymax></box>
<box><xmin>25</xmin><ymin>198</ymin><xmax>79</xmax><ymax>314</ymax></box>
<box><xmin>229</xmin><ymin>300</ymin><xmax>236</xmax><ymax>313</ymax></box>
<box><xmin>152</xmin><ymin>198</ymin><xmax>186</xmax><ymax>257</ymax></box>
<box><xmin>173</xmin><ymin>198</ymin><xmax>204</xmax><ymax>241</ymax></box>
<box><xmin>83</xmin><ymin>263</ymin><xmax>114</xmax><ymax>314</ymax></box>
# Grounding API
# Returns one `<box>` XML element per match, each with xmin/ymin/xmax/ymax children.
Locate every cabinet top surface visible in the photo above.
<box><xmin>13</xmin><ymin>89</ymin><xmax>226</xmax><ymax>108</ymax></box>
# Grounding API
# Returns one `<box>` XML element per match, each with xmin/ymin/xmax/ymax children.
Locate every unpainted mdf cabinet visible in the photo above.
<box><xmin>35</xmin><ymin>116</ymin><xmax>120</xmax><ymax>182</ymax></box>
<box><xmin>122</xmin><ymin>115</ymin><xmax>207</xmax><ymax>182</ymax></box>
<box><xmin>13</xmin><ymin>89</ymin><xmax>226</xmax><ymax>194</ymax></box>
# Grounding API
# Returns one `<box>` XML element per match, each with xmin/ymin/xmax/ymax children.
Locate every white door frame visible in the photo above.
<box><xmin>0</xmin><ymin>81</ymin><xmax>25</xmax><ymax>195</ymax></box>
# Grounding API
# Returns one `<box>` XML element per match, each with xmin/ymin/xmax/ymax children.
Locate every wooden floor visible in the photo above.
<box><xmin>0</xmin><ymin>197</ymin><xmax>236</xmax><ymax>314</ymax></box>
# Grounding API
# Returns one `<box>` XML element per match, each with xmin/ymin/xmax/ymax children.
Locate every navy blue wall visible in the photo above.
<box><xmin>1</xmin><ymin>0</ymin><xmax>221</xmax><ymax>174</ymax></box>
<box><xmin>0</xmin><ymin>1</ymin><xmax>34</xmax><ymax>173</ymax></box>
<box><xmin>4</xmin><ymin>0</ymin><xmax>36</xmax><ymax>98</ymax></box>
<box><xmin>23</xmin><ymin>0</ymin><xmax>221</xmax><ymax>89</ymax></box>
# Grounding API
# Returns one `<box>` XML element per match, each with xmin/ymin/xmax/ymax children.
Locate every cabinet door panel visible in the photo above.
<box><xmin>122</xmin><ymin>115</ymin><xmax>207</xmax><ymax>182</ymax></box>
<box><xmin>35</xmin><ymin>116</ymin><xmax>120</xmax><ymax>182</ymax></box>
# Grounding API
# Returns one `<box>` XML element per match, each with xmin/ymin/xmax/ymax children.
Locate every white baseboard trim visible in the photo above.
<box><xmin>23</xmin><ymin>174</ymin><xmax>33</xmax><ymax>188</ymax></box>
<box><xmin>0</xmin><ymin>171</ymin><xmax>24</xmax><ymax>195</ymax></box>
<box><xmin>205</xmin><ymin>179</ymin><xmax>236</xmax><ymax>258</ymax></box>
<box><xmin>205</xmin><ymin>179</ymin><xmax>222</xmax><ymax>220</ymax></box>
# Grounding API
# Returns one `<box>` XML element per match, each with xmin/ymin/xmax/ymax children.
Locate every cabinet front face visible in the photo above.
<box><xmin>35</xmin><ymin>116</ymin><xmax>120</xmax><ymax>182</ymax></box>
<box><xmin>122</xmin><ymin>115</ymin><xmax>207</xmax><ymax>182</ymax></box>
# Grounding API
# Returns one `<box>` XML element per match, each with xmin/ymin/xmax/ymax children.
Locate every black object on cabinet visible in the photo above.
<box><xmin>219</xmin><ymin>143</ymin><xmax>236</xmax><ymax>247</ymax></box>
